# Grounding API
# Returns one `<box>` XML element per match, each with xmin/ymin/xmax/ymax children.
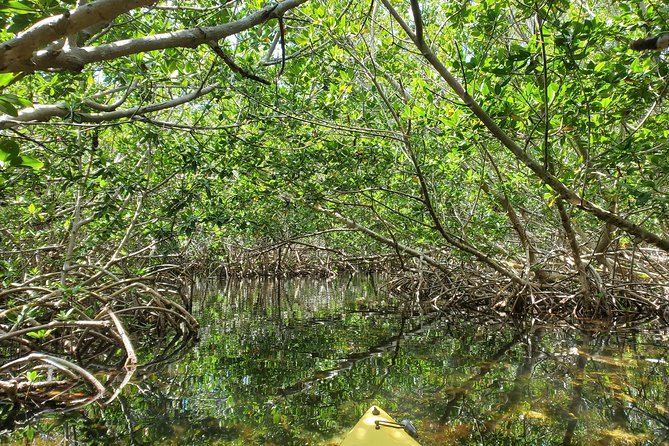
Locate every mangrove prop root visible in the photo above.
<box><xmin>385</xmin><ymin>247</ymin><xmax>669</xmax><ymax>322</ymax></box>
<box><xmin>0</xmin><ymin>264</ymin><xmax>198</xmax><ymax>413</ymax></box>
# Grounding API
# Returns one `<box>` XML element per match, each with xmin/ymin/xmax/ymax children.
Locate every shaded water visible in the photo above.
<box><xmin>3</xmin><ymin>275</ymin><xmax>669</xmax><ymax>445</ymax></box>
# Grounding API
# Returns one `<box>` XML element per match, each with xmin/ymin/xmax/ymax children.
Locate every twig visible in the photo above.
<box><xmin>209</xmin><ymin>43</ymin><xmax>270</xmax><ymax>85</ymax></box>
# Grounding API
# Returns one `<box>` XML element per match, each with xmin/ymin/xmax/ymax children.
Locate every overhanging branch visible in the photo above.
<box><xmin>1</xmin><ymin>0</ymin><xmax>308</xmax><ymax>73</ymax></box>
<box><xmin>0</xmin><ymin>0</ymin><xmax>158</xmax><ymax>72</ymax></box>
<box><xmin>312</xmin><ymin>204</ymin><xmax>450</xmax><ymax>275</ymax></box>
<box><xmin>0</xmin><ymin>84</ymin><xmax>218</xmax><ymax>129</ymax></box>
<box><xmin>381</xmin><ymin>0</ymin><xmax>669</xmax><ymax>253</ymax></box>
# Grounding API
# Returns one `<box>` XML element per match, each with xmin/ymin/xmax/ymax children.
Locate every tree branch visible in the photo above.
<box><xmin>630</xmin><ymin>33</ymin><xmax>669</xmax><ymax>51</ymax></box>
<box><xmin>0</xmin><ymin>84</ymin><xmax>218</xmax><ymax>129</ymax></box>
<box><xmin>209</xmin><ymin>44</ymin><xmax>270</xmax><ymax>85</ymax></box>
<box><xmin>380</xmin><ymin>0</ymin><xmax>669</xmax><ymax>253</ymax></box>
<box><xmin>0</xmin><ymin>0</ymin><xmax>158</xmax><ymax>72</ymax></box>
<box><xmin>312</xmin><ymin>204</ymin><xmax>449</xmax><ymax>275</ymax></box>
<box><xmin>1</xmin><ymin>0</ymin><xmax>308</xmax><ymax>73</ymax></box>
<box><xmin>83</xmin><ymin>79</ymin><xmax>139</xmax><ymax>111</ymax></box>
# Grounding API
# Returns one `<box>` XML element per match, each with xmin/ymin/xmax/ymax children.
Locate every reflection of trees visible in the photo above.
<box><xmin>563</xmin><ymin>332</ymin><xmax>669</xmax><ymax>445</ymax></box>
<box><xmin>562</xmin><ymin>337</ymin><xmax>587</xmax><ymax>446</ymax></box>
<box><xmin>593</xmin><ymin>334</ymin><xmax>669</xmax><ymax>443</ymax></box>
<box><xmin>438</xmin><ymin>334</ymin><xmax>521</xmax><ymax>423</ymax></box>
<box><xmin>5</xmin><ymin>277</ymin><xmax>669</xmax><ymax>445</ymax></box>
<box><xmin>279</xmin><ymin>311</ymin><xmax>441</xmax><ymax>396</ymax></box>
<box><xmin>482</xmin><ymin>332</ymin><xmax>540</xmax><ymax>434</ymax></box>
<box><xmin>0</xmin><ymin>265</ymin><xmax>199</xmax><ymax>434</ymax></box>
<box><xmin>0</xmin><ymin>333</ymin><xmax>196</xmax><ymax>444</ymax></box>
<box><xmin>24</xmin><ymin>278</ymin><xmax>422</xmax><ymax>445</ymax></box>
<box><xmin>425</xmin><ymin>325</ymin><xmax>669</xmax><ymax>445</ymax></box>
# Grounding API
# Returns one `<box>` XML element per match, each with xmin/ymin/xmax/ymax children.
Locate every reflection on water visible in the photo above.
<box><xmin>3</xmin><ymin>275</ymin><xmax>669</xmax><ymax>445</ymax></box>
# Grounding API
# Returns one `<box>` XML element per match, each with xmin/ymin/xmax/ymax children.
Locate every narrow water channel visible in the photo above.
<box><xmin>2</xmin><ymin>275</ymin><xmax>669</xmax><ymax>445</ymax></box>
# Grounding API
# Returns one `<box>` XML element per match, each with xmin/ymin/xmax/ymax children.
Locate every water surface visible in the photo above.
<box><xmin>2</xmin><ymin>276</ymin><xmax>669</xmax><ymax>445</ymax></box>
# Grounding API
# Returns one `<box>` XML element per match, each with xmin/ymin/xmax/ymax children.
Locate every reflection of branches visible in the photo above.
<box><xmin>1</xmin><ymin>352</ymin><xmax>107</xmax><ymax>403</ymax></box>
<box><xmin>600</xmin><ymin>343</ymin><xmax>669</xmax><ymax>440</ymax></box>
<box><xmin>439</xmin><ymin>335</ymin><xmax>522</xmax><ymax>423</ymax></box>
<box><xmin>562</xmin><ymin>350</ymin><xmax>587</xmax><ymax>446</ymax></box>
<box><xmin>481</xmin><ymin>333</ymin><xmax>539</xmax><ymax>434</ymax></box>
<box><xmin>0</xmin><ymin>265</ymin><xmax>198</xmax><ymax>422</ymax></box>
<box><xmin>278</xmin><ymin>312</ymin><xmax>441</xmax><ymax>397</ymax></box>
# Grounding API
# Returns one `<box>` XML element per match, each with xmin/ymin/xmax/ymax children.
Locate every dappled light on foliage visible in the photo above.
<box><xmin>1</xmin><ymin>0</ymin><xmax>669</xmax><ymax>318</ymax></box>
<box><xmin>3</xmin><ymin>0</ymin><xmax>669</xmax><ymax>442</ymax></box>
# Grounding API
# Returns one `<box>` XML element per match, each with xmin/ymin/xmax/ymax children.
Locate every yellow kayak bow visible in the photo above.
<box><xmin>340</xmin><ymin>406</ymin><xmax>421</xmax><ymax>446</ymax></box>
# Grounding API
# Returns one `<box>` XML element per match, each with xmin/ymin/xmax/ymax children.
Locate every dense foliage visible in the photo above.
<box><xmin>2</xmin><ymin>0</ymin><xmax>669</xmax><ymax>312</ymax></box>
<box><xmin>2</xmin><ymin>0</ymin><xmax>669</xmax><ymax>431</ymax></box>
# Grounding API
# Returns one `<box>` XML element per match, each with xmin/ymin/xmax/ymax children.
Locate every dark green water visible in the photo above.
<box><xmin>3</xmin><ymin>276</ymin><xmax>669</xmax><ymax>445</ymax></box>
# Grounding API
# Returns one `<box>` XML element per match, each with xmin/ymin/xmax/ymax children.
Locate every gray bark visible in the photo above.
<box><xmin>1</xmin><ymin>0</ymin><xmax>307</xmax><ymax>73</ymax></box>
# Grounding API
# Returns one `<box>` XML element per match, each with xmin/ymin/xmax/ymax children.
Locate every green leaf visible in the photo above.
<box><xmin>0</xmin><ymin>139</ymin><xmax>20</xmax><ymax>161</ymax></box>
<box><xmin>0</xmin><ymin>139</ymin><xmax>42</xmax><ymax>169</ymax></box>
<box><xmin>0</xmin><ymin>97</ymin><xmax>18</xmax><ymax>117</ymax></box>
<box><xmin>24</xmin><ymin>426</ymin><xmax>35</xmax><ymax>442</ymax></box>
<box><xmin>593</xmin><ymin>61</ymin><xmax>607</xmax><ymax>73</ymax></box>
<box><xmin>19</xmin><ymin>155</ymin><xmax>44</xmax><ymax>169</ymax></box>
<box><xmin>1</xmin><ymin>93</ymin><xmax>31</xmax><ymax>107</ymax></box>
<box><xmin>0</xmin><ymin>74</ymin><xmax>15</xmax><ymax>88</ymax></box>
<box><xmin>1</xmin><ymin>1</ymin><xmax>35</xmax><ymax>13</ymax></box>
<box><xmin>26</xmin><ymin>329</ymin><xmax>53</xmax><ymax>339</ymax></box>
<box><xmin>508</xmin><ymin>44</ymin><xmax>531</xmax><ymax>61</ymax></box>
<box><xmin>547</xmin><ymin>83</ymin><xmax>560</xmax><ymax>103</ymax></box>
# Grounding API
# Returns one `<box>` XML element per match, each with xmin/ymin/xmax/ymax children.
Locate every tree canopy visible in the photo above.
<box><xmin>2</xmin><ymin>0</ymin><xmax>669</xmax><ymax>319</ymax></box>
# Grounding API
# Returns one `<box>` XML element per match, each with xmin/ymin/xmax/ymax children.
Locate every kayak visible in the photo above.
<box><xmin>340</xmin><ymin>406</ymin><xmax>421</xmax><ymax>446</ymax></box>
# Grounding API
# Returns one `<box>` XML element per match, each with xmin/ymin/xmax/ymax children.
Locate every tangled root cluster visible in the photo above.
<box><xmin>0</xmin><ymin>264</ymin><xmax>198</xmax><ymax>416</ymax></box>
